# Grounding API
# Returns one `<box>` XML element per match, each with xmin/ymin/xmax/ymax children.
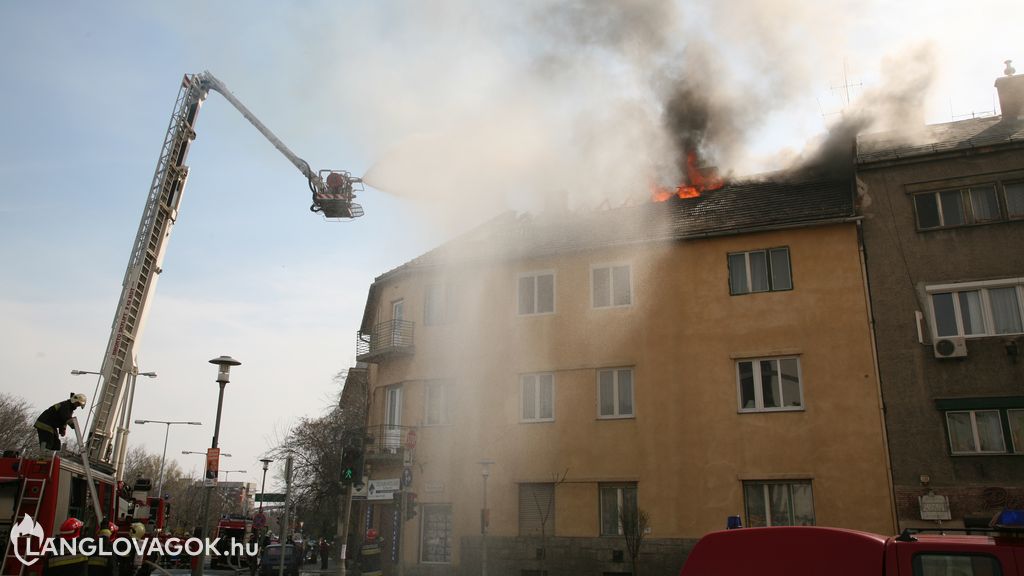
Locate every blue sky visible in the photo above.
<box><xmin>2</xmin><ymin>0</ymin><xmax>1021</xmax><ymax>489</ymax></box>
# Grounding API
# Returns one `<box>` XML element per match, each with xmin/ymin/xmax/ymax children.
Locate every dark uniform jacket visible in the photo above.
<box><xmin>35</xmin><ymin>400</ymin><xmax>76</xmax><ymax>436</ymax></box>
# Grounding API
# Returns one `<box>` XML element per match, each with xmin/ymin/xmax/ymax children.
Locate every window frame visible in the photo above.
<box><xmin>940</xmin><ymin>403</ymin><xmax>1024</xmax><ymax>456</ymax></box>
<box><xmin>599</xmin><ymin>483</ymin><xmax>638</xmax><ymax>537</ymax></box>
<box><xmin>736</xmin><ymin>356</ymin><xmax>805</xmax><ymax>413</ymax></box>
<box><xmin>591</xmin><ymin>263</ymin><xmax>634</xmax><ymax>309</ymax></box>
<box><xmin>419</xmin><ymin>503</ymin><xmax>454</xmax><ymax>564</ymax></box>
<box><xmin>727</xmin><ymin>247</ymin><xmax>793</xmax><ymax>295</ymax></box>
<box><xmin>597</xmin><ymin>367</ymin><xmax>635</xmax><ymax>419</ymax></box>
<box><xmin>911</xmin><ymin>552</ymin><xmax>1005</xmax><ymax>576</ymax></box>
<box><xmin>927</xmin><ymin>278</ymin><xmax>1024</xmax><ymax>339</ymax></box>
<box><xmin>913</xmin><ymin>180</ymin><xmax>1024</xmax><ymax>230</ymax></box>
<box><xmin>517</xmin><ymin>270</ymin><xmax>556</xmax><ymax>316</ymax></box>
<box><xmin>743</xmin><ymin>480</ymin><xmax>815</xmax><ymax>527</ymax></box>
<box><xmin>520</xmin><ymin>372</ymin><xmax>555</xmax><ymax>423</ymax></box>
<box><xmin>423</xmin><ymin>379</ymin><xmax>453</xmax><ymax>427</ymax></box>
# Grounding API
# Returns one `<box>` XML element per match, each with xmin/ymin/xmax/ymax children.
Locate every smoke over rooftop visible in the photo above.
<box><xmin>334</xmin><ymin>0</ymin><xmax>996</xmax><ymax>232</ymax></box>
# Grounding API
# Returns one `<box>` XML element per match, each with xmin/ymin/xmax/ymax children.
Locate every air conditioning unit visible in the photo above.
<box><xmin>933</xmin><ymin>336</ymin><xmax>968</xmax><ymax>359</ymax></box>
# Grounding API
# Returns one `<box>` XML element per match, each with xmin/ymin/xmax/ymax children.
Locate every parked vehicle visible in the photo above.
<box><xmin>680</xmin><ymin>518</ymin><xmax>1024</xmax><ymax>576</ymax></box>
<box><xmin>259</xmin><ymin>544</ymin><xmax>299</xmax><ymax>576</ymax></box>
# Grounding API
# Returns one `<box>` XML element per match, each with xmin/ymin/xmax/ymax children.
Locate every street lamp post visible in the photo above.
<box><xmin>479</xmin><ymin>459</ymin><xmax>495</xmax><ymax>576</ymax></box>
<box><xmin>183</xmin><ymin>451</ymin><xmax>233</xmax><ymax>457</ymax></box>
<box><xmin>134</xmin><ymin>419</ymin><xmax>202</xmax><ymax>499</ymax></box>
<box><xmin>259</xmin><ymin>459</ymin><xmax>273</xmax><ymax>513</ymax></box>
<box><xmin>220</xmin><ymin>470</ymin><xmax>247</xmax><ymax>482</ymax></box>
<box><xmin>195</xmin><ymin>355</ymin><xmax>240</xmax><ymax>576</ymax></box>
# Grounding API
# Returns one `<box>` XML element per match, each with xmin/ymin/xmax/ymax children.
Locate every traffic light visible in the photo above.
<box><xmin>405</xmin><ymin>492</ymin><xmax>418</xmax><ymax>521</ymax></box>
<box><xmin>340</xmin><ymin>446</ymin><xmax>363</xmax><ymax>484</ymax></box>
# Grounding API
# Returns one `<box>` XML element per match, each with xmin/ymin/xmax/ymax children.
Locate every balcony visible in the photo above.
<box><xmin>356</xmin><ymin>320</ymin><xmax>415</xmax><ymax>362</ymax></box>
<box><xmin>363</xmin><ymin>424</ymin><xmax>417</xmax><ymax>462</ymax></box>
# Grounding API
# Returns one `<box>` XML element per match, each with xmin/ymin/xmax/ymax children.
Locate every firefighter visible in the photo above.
<box><xmin>44</xmin><ymin>518</ymin><xmax>88</xmax><ymax>576</ymax></box>
<box><xmin>35</xmin><ymin>393</ymin><xmax>87</xmax><ymax>451</ymax></box>
<box><xmin>89</xmin><ymin>522</ymin><xmax>119</xmax><ymax>576</ymax></box>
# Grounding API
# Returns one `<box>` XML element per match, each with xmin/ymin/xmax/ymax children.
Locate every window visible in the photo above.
<box><xmin>518</xmin><ymin>272</ymin><xmax>555</xmax><ymax>315</ymax></box>
<box><xmin>912</xmin><ymin>553</ymin><xmax>1003</xmax><ymax>576</ymax></box>
<box><xmin>599</xmin><ymin>483</ymin><xmax>637</xmax><ymax>536</ymax></box>
<box><xmin>929</xmin><ymin>279</ymin><xmax>1024</xmax><ymax>338</ymax></box>
<box><xmin>737</xmin><ymin>357</ymin><xmax>803</xmax><ymax>412</ymax></box>
<box><xmin>915</xmin><ymin>181</ymin><xmax>1024</xmax><ymax>229</ymax></box>
<box><xmin>592</xmin><ymin>264</ymin><xmax>632</xmax><ymax>308</ymax></box>
<box><xmin>598</xmin><ymin>368</ymin><xmax>634</xmax><ymax>418</ymax></box>
<box><xmin>1010</xmin><ymin>410</ymin><xmax>1024</xmax><ymax>453</ymax></box>
<box><xmin>1006</xmin><ymin>182</ymin><xmax>1024</xmax><ymax>218</ymax></box>
<box><xmin>519</xmin><ymin>483</ymin><xmax>555</xmax><ymax>536</ymax></box>
<box><xmin>424</xmin><ymin>283</ymin><xmax>457</xmax><ymax>326</ymax></box>
<box><xmin>947</xmin><ymin>410</ymin><xmax>1006</xmax><ymax>454</ymax></box>
<box><xmin>420</xmin><ymin>504</ymin><xmax>453</xmax><ymax>564</ymax></box>
<box><xmin>743</xmin><ymin>481</ymin><xmax>815</xmax><ymax>527</ymax></box>
<box><xmin>424</xmin><ymin>380</ymin><xmax>452</xmax><ymax>426</ymax></box>
<box><xmin>521</xmin><ymin>373</ymin><xmax>554</xmax><ymax>422</ymax></box>
<box><xmin>728</xmin><ymin>248</ymin><xmax>792</xmax><ymax>295</ymax></box>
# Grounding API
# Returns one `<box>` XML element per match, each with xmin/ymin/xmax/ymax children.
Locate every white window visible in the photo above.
<box><xmin>728</xmin><ymin>247</ymin><xmax>792</xmax><ymax>295</ymax></box>
<box><xmin>424</xmin><ymin>380</ymin><xmax>452</xmax><ymax>426</ymax></box>
<box><xmin>521</xmin><ymin>373</ymin><xmax>554</xmax><ymax>422</ymax></box>
<box><xmin>743</xmin><ymin>481</ymin><xmax>814</xmax><ymax>527</ymax></box>
<box><xmin>737</xmin><ymin>357</ymin><xmax>803</xmax><ymax>412</ymax></box>
<box><xmin>598</xmin><ymin>368</ymin><xmax>634</xmax><ymax>418</ymax></box>
<box><xmin>592</xmin><ymin>264</ymin><xmax>632</xmax><ymax>308</ymax></box>
<box><xmin>420</xmin><ymin>504</ymin><xmax>453</xmax><ymax>564</ymax></box>
<box><xmin>599</xmin><ymin>483</ymin><xmax>637</xmax><ymax>536</ymax></box>
<box><xmin>946</xmin><ymin>410</ymin><xmax>1008</xmax><ymax>454</ymax></box>
<box><xmin>929</xmin><ymin>279</ymin><xmax>1024</xmax><ymax>338</ymax></box>
<box><xmin>518</xmin><ymin>271</ymin><xmax>555</xmax><ymax>315</ymax></box>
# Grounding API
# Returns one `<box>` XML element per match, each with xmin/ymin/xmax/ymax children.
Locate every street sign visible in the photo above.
<box><xmin>255</xmin><ymin>493</ymin><xmax>287</xmax><ymax>502</ymax></box>
<box><xmin>253</xmin><ymin>512</ymin><xmax>267</xmax><ymax>529</ymax></box>
<box><xmin>367</xmin><ymin>478</ymin><xmax>400</xmax><ymax>501</ymax></box>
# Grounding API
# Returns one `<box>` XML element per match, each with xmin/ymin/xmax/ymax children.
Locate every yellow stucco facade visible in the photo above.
<box><xmin>358</xmin><ymin>220</ymin><xmax>895</xmax><ymax>572</ymax></box>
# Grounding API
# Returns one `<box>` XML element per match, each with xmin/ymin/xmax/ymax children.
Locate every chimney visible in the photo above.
<box><xmin>995</xmin><ymin>59</ymin><xmax>1024</xmax><ymax>121</ymax></box>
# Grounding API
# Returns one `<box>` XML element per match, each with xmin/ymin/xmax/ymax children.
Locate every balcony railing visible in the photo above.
<box><xmin>363</xmin><ymin>424</ymin><xmax>417</xmax><ymax>460</ymax></box>
<box><xmin>356</xmin><ymin>320</ymin><xmax>415</xmax><ymax>362</ymax></box>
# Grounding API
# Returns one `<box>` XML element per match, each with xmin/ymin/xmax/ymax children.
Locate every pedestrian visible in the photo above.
<box><xmin>318</xmin><ymin>538</ymin><xmax>329</xmax><ymax>570</ymax></box>
<box><xmin>35</xmin><ymin>393</ymin><xmax>87</xmax><ymax>451</ymax></box>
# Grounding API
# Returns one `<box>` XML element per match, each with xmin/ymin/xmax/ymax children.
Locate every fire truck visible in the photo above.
<box><xmin>678</xmin><ymin>512</ymin><xmax>1024</xmax><ymax>576</ymax></box>
<box><xmin>1</xmin><ymin>71</ymin><xmax>364</xmax><ymax>576</ymax></box>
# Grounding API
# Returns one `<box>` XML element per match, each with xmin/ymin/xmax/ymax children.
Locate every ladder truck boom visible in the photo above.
<box><xmin>85</xmin><ymin>71</ymin><xmax>363</xmax><ymax>471</ymax></box>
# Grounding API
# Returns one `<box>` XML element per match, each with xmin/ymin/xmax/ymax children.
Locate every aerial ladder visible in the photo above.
<box><xmin>84</xmin><ymin>71</ymin><xmax>365</xmax><ymax>475</ymax></box>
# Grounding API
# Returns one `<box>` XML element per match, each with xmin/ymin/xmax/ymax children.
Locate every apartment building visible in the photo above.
<box><xmin>856</xmin><ymin>67</ymin><xmax>1024</xmax><ymax>529</ymax></box>
<box><xmin>352</xmin><ymin>175</ymin><xmax>895</xmax><ymax>575</ymax></box>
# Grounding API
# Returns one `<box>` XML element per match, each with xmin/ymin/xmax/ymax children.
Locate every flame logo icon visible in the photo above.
<box><xmin>11</xmin><ymin>514</ymin><xmax>44</xmax><ymax>566</ymax></box>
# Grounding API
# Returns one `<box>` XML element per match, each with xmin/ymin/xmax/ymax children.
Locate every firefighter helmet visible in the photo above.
<box><xmin>59</xmin><ymin>517</ymin><xmax>84</xmax><ymax>539</ymax></box>
<box><xmin>99</xmin><ymin>522</ymin><xmax>118</xmax><ymax>538</ymax></box>
<box><xmin>70</xmin><ymin>393</ymin><xmax>87</xmax><ymax>407</ymax></box>
<box><xmin>130</xmin><ymin>523</ymin><xmax>146</xmax><ymax>539</ymax></box>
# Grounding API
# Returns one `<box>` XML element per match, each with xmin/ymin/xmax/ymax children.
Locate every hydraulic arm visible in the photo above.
<box><xmin>85</xmin><ymin>72</ymin><xmax>362</xmax><ymax>469</ymax></box>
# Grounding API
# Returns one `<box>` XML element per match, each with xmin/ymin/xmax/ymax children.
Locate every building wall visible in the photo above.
<box><xmin>858</xmin><ymin>146</ymin><xmax>1024</xmax><ymax>527</ymax></box>
<box><xmin>360</xmin><ymin>221</ymin><xmax>895</xmax><ymax>573</ymax></box>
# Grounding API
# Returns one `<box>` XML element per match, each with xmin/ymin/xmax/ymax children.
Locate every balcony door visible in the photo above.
<box><xmin>384</xmin><ymin>385</ymin><xmax>402</xmax><ymax>452</ymax></box>
<box><xmin>391</xmin><ymin>299</ymin><xmax>405</xmax><ymax>347</ymax></box>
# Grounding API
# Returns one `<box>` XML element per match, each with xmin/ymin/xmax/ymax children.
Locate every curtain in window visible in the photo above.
<box><xmin>958</xmin><ymin>291</ymin><xmax>985</xmax><ymax>334</ymax></box>
<box><xmin>617</xmin><ymin>369</ymin><xmax>633</xmax><ymax>415</ymax></box>
<box><xmin>612</xmin><ymin>266</ymin><xmax>631</xmax><ymax>306</ymax></box>
<box><xmin>1006</xmin><ymin>182</ymin><xmax>1024</xmax><ymax>217</ymax></box>
<box><xmin>1008</xmin><ymin>410</ymin><xmax>1024</xmax><ymax>453</ymax></box>
<box><xmin>970</xmin><ymin>186</ymin><xmax>1000</xmax><ymax>221</ymax></box>
<box><xmin>749</xmin><ymin>251</ymin><xmax>769</xmax><ymax>292</ymax></box>
<box><xmin>975</xmin><ymin>411</ymin><xmax>1006</xmax><ymax>452</ymax></box>
<box><xmin>599</xmin><ymin>371</ymin><xmax>615</xmax><ymax>416</ymax></box>
<box><xmin>947</xmin><ymin>412</ymin><xmax>976</xmax><ymax>452</ymax></box>
<box><xmin>728</xmin><ymin>254</ymin><xmax>748</xmax><ymax>294</ymax></box>
<box><xmin>989</xmin><ymin>287</ymin><xmax>1022</xmax><ymax>334</ymax></box>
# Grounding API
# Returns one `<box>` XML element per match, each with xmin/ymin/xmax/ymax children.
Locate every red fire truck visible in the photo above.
<box><xmin>679</xmin><ymin>513</ymin><xmax>1024</xmax><ymax>576</ymax></box>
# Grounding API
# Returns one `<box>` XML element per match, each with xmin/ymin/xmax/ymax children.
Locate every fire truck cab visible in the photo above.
<box><xmin>679</xmin><ymin>520</ymin><xmax>1024</xmax><ymax>576</ymax></box>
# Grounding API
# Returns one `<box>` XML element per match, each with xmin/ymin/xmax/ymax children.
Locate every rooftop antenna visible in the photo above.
<box><xmin>829</xmin><ymin>59</ymin><xmax>863</xmax><ymax>108</ymax></box>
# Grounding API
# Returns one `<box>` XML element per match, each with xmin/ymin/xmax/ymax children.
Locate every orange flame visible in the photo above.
<box><xmin>652</xmin><ymin>150</ymin><xmax>724</xmax><ymax>202</ymax></box>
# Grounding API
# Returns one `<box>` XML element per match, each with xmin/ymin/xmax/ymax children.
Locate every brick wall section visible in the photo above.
<box><xmin>895</xmin><ymin>484</ymin><xmax>1024</xmax><ymax>525</ymax></box>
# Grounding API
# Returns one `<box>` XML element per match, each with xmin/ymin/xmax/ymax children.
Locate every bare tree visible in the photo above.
<box><xmin>621</xmin><ymin>508</ymin><xmax>650</xmax><ymax>576</ymax></box>
<box><xmin>0</xmin><ymin>393</ymin><xmax>40</xmax><ymax>455</ymax></box>
<box><xmin>531</xmin><ymin>468</ymin><xmax>568</xmax><ymax>571</ymax></box>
